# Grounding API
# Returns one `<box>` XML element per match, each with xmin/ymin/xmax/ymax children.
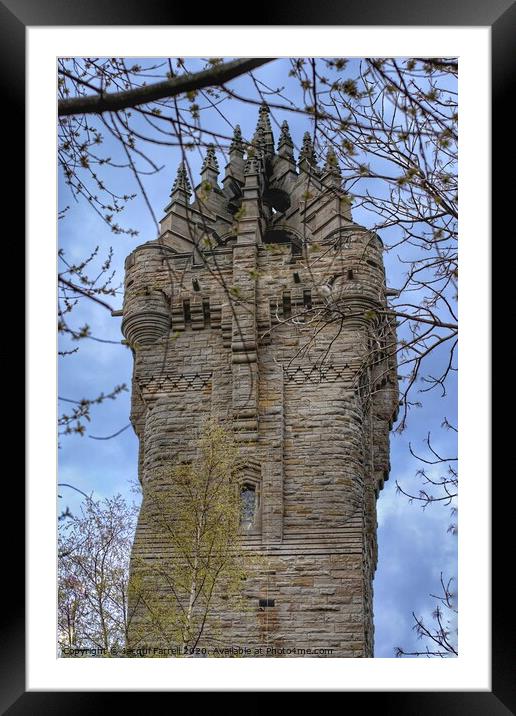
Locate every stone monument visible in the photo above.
<box><xmin>122</xmin><ymin>104</ymin><xmax>398</xmax><ymax>657</ymax></box>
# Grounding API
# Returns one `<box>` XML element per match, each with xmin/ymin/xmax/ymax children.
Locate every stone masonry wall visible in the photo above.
<box><xmin>122</xmin><ymin>108</ymin><xmax>398</xmax><ymax>657</ymax></box>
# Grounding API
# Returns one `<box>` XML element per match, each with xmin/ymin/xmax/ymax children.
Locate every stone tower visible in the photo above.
<box><xmin>122</xmin><ymin>104</ymin><xmax>398</xmax><ymax>657</ymax></box>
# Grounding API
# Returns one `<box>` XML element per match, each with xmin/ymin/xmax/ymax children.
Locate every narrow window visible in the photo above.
<box><xmin>240</xmin><ymin>484</ymin><xmax>256</xmax><ymax>528</ymax></box>
<box><xmin>259</xmin><ymin>598</ymin><xmax>275</xmax><ymax>608</ymax></box>
<box><xmin>291</xmin><ymin>240</ymin><xmax>302</xmax><ymax>257</ymax></box>
<box><xmin>282</xmin><ymin>292</ymin><xmax>291</xmax><ymax>319</ymax></box>
<box><xmin>183</xmin><ymin>299</ymin><xmax>191</xmax><ymax>325</ymax></box>
<box><xmin>202</xmin><ymin>299</ymin><xmax>211</xmax><ymax>327</ymax></box>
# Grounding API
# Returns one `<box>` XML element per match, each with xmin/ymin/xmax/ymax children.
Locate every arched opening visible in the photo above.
<box><xmin>263</xmin><ymin>228</ymin><xmax>303</xmax><ymax>256</ymax></box>
<box><xmin>262</xmin><ymin>187</ymin><xmax>291</xmax><ymax>214</ymax></box>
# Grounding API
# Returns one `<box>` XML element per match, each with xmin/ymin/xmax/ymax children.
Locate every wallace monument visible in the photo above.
<box><xmin>121</xmin><ymin>103</ymin><xmax>399</xmax><ymax>657</ymax></box>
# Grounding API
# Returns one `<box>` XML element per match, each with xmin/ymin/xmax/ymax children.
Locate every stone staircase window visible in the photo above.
<box><xmin>240</xmin><ymin>484</ymin><xmax>257</xmax><ymax>528</ymax></box>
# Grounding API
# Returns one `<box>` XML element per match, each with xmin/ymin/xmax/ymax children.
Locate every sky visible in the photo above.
<box><xmin>58</xmin><ymin>58</ymin><xmax>457</xmax><ymax>658</ymax></box>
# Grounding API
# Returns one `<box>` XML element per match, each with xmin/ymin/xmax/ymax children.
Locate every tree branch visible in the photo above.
<box><xmin>58</xmin><ymin>276</ymin><xmax>115</xmax><ymax>312</ymax></box>
<box><xmin>58</xmin><ymin>58</ymin><xmax>276</xmax><ymax>117</ymax></box>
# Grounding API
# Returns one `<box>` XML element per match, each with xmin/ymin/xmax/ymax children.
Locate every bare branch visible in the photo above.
<box><xmin>58</xmin><ymin>58</ymin><xmax>275</xmax><ymax>117</ymax></box>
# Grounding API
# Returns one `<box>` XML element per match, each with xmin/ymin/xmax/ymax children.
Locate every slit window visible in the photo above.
<box><xmin>240</xmin><ymin>484</ymin><xmax>257</xmax><ymax>528</ymax></box>
<box><xmin>259</xmin><ymin>598</ymin><xmax>275</xmax><ymax>608</ymax></box>
<box><xmin>202</xmin><ymin>299</ymin><xmax>211</xmax><ymax>327</ymax></box>
<box><xmin>183</xmin><ymin>299</ymin><xmax>191</xmax><ymax>325</ymax></box>
<box><xmin>282</xmin><ymin>292</ymin><xmax>292</xmax><ymax>319</ymax></box>
<box><xmin>291</xmin><ymin>241</ymin><xmax>302</xmax><ymax>256</ymax></box>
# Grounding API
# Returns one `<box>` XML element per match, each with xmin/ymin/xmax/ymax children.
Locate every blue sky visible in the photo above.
<box><xmin>58</xmin><ymin>58</ymin><xmax>457</xmax><ymax>657</ymax></box>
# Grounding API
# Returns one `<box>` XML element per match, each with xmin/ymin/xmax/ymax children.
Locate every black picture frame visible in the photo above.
<box><xmin>3</xmin><ymin>0</ymin><xmax>505</xmax><ymax>708</ymax></box>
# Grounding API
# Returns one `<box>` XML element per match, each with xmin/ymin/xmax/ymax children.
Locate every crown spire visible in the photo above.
<box><xmin>255</xmin><ymin>125</ymin><xmax>267</xmax><ymax>155</ymax></box>
<box><xmin>201</xmin><ymin>144</ymin><xmax>219</xmax><ymax>174</ymax></box>
<box><xmin>230</xmin><ymin>124</ymin><xmax>244</xmax><ymax>155</ymax></box>
<box><xmin>252</xmin><ymin>101</ymin><xmax>274</xmax><ymax>157</ymax></box>
<box><xmin>321</xmin><ymin>146</ymin><xmax>343</xmax><ymax>190</ymax></box>
<box><xmin>200</xmin><ymin>144</ymin><xmax>220</xmax><ymax>187</ymax></box>
<box><xmin>298</xmin><ymin>131</ymin><xmax>319</xmax><ymax>172</ymax></box>
<box><xmin>244</xmin><ymin>151</ymin><xmax>261</xmax><ymax>176</ymax></box>
<box><xmin>277</xmin><ymin>120</ymin><xmax>294</xmax><ymax>154</ymax></box>
<box><xmin>258</xmin><ymin>101</ymin><xmax>272</xmax><ymax>130</ymax></box>
<box><xmin>324</xmin><ymin>147</ymin><xmax>341</xmax><ymax>174</ymax></box>
<box><xmin>169</xmin><ymin>162</ymin><xmax>192</xmax><ymax>201</ymax></box>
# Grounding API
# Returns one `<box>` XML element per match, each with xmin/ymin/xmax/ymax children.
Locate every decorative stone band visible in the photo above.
<box><xmin>121</xmin><ymin>309</ymin><xmax>171</xmax><ymax>347</ymax></box>
<box><xmin>283</xmin><ymin>363</ymin><xmax>360</xmax><ymax>384</ymax></box>
<box><xmin>136</xmin><ymin>371</ymin><xmax>213</xmax><ymax>400</ymax></box>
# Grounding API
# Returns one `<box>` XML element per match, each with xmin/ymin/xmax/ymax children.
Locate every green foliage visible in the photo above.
<box><xmin>130</xmin><ymin>420</ymin><xmax>254</xmax><ymax>655</ymax></box>
<box><xmin>232</xmin><ymin>205</ymin><xmax>247</xmax><ymax>222</ymax></box>
<box><xmin>246</xmin><ymin>269</ymin><xmax>261</xmax><ymax>280</ymax></box>
<box><xmin>341</xmin><ymin>139</ymin><xmax>356</xmax><ymax>155</ymax></box>
<box><xmin>229</xmin><ymin>285</ymin><xmax>242</xmax><ymax>298</ymax></box>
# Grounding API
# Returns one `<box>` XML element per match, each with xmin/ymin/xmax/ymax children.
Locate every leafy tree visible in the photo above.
<box><xmin>128</xmin><ymin>420</ymin><xmax>254</xmax><ymax>656</ymax></box>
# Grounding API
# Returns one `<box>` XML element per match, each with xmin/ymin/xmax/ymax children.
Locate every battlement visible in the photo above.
<box><xmin>156</xmin><ymin>104</ymin><xmax>352</xmax><ymax>254</ymax></box>
<box><xmin>122</xmin><ymin>103</ymin><xmax>392</xmax><ymax>353</ymax></box>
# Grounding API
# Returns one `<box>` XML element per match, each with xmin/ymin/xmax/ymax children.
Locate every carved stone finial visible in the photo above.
<box><xmin>201</xmin><ymin>144</ymin><xmax>220</xmax><ymax>175</ymax></box>
<box><xmin>299</xmin><ymin>131</ymin><xmax>318</xmax><ymax>170</ymax></box>
<box><xmin>321</xmin><ymin>146</ymin><xmax>343</xmax><ymax>189</ymax></box>
<box><xmin>252</xmin><ymin>101</ymin><xmax>274</xmax><ymax>156</ymax></box>
<box><xmin>324</xmin><ymin>147</ymin><xmax>342</xmax><ymax>176</ymax></box>
<box><xmin>170</xmin><ymin>162</ymin><xmax>192</xmax><ymax>199</ymax></box>
<box><xmin>244</xmin><ymin>152</ymin><xmax>261</xmax><ymax>176</ymax></box>
<box><xmin>230</xmin><ymin>125</ymin><xmax>244</xmax><ymax>155</ymax></box>
<box><xmin>258</xmin><ymin>101</ymin><xmax>272</xmax><ymax>129</ymax></box>
<box><xmin>277</xmin><ymin>120</ymin><xmax>294</xmax><ymax>152</ymax></box>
